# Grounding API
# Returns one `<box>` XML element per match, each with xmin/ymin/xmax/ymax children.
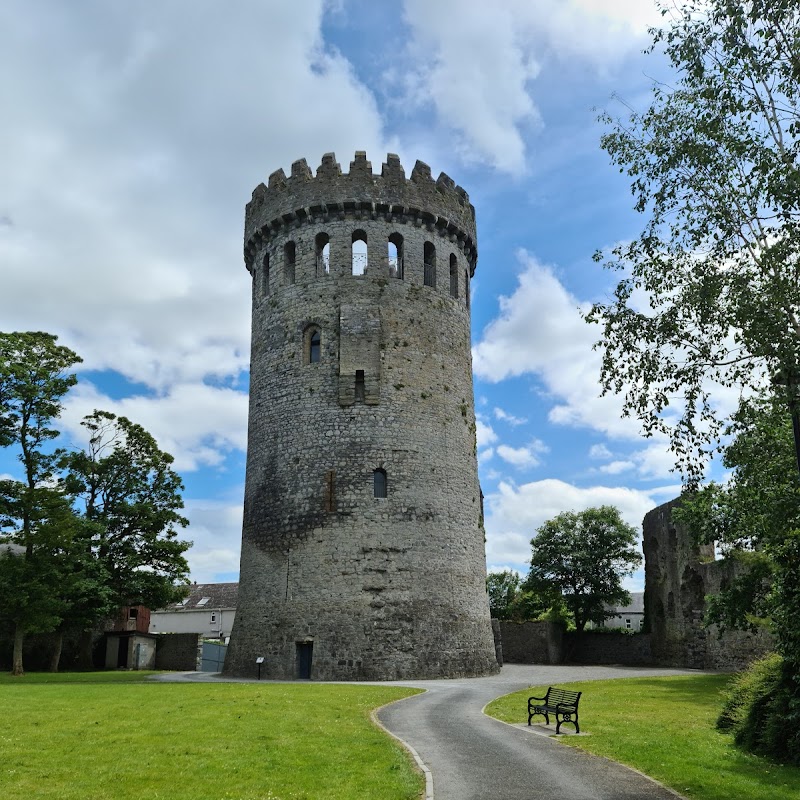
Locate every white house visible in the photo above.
<box><xmin>149</xmin><ymin>582</ymin><xmax>238</xmax><ymax>642</ymax></box>
<box><xmin>600</xmin><ymin>592</ymin><xmax>645</xmax><ymax>631</ymax></box>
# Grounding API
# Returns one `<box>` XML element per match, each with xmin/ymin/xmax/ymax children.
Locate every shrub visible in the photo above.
<box><xmin>718</xmin><ymin>653</ymin><xmax>800</xmax><ymax>764</ymax></box>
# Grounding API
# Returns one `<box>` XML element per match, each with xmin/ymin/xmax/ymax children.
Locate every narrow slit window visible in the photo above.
<box><xmin>316</xmin><ymin>232</ymin><xmax>330</xmax><ymax>276</ymax></box>
<box><xmin>373</xmin><ymin>468</ymin><xmax>387</xmax><ymax>499</ymax></box>
<box><xmin>424</xmin><ymin>242</ymin><xmax>436</xmax><ymax>287</ymax></box>
<box><xmin>449</xmin><ymin>254</ymin><xmax>458</xmax><ymax>298</ymax></box>
<box><xmin>309</xmin><ymin>329</ymin><xmax>321</xmax><ymax>363</ymax></box>
<box><xmin>352</xmin><ymin>230</ymin><xmax>367</xmax><ymax>275</ymax></box>
<box><xmin>388</xmin><ymin>233</ymin><xmax>404</xmax><ymax>279</ymax></box>
<box><xmin>465</xmin><ymin>270</ymin><xmax>470</xmax><ymax>308</ymax></box>
<box><xmin>284</xmin><ymin>241</ymin><xmax>296</xmax><ymax>285</ymax></box>
<box><xmin>355</xmin><ymin>369</ymin><xmax>365</xmax><ymax>402</ymax></box>
<box><xmin>263</xmin><ymin>252</ymin><xmax>271</xmax><ymax>297</ymax></box>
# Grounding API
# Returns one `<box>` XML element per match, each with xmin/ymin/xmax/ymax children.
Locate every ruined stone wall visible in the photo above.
<box><xmin>643</xmin><ymin>498</ymin><xmax>773</xmax><ymax>671</ymax></box>
<box><xmin>225</xmin><ymin>153</ymin><xmax>498</xmax><ymax>680</ymax></box>
<box><xmin>155</xmin><ymin>633</ymin><xmax>202</xmax><ymax>671</ymax></box>
<box><xmin>564</xmin><ymin>632</ymin><xmax>653</xmax><ymax>666</ymax></box>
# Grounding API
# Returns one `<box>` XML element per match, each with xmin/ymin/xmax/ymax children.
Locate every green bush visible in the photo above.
<box><xmin>718</xmin><ymin>653</ymin><xmax>800</xmax><ymax>764</ymax></box>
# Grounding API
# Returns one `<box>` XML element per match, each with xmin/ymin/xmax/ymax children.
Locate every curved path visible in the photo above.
<box><xmin>154</xmin><ymin>664</ymin><xmax>695</xmax><ymax>799</ymax></box>
<box><xmin>377</xmin><ymin>664</ymin><xmax>692</xmax><ymax>800</ymax></box>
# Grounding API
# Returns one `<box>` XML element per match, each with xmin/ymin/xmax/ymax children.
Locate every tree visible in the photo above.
<box><xmin>587</xmin><ymin>0</ymin><xmax>800</xmax><ymax>485</ymax></box>
<box><xmin>677</xmin><ymin>392</ymin><xmax>800</xmax><ymax>651</ymax></box>
<box><xmin>523</xmin><ymin>506</ymin><xmax>642</xmax><ymax>632</ymax></box>
<box><xmin>486</xmin><ymin>570</ymin><xmax>521</xmax><ymax>620</ymax></box>
<box><xmin>0</xmin><ymin>332</ymin><xmax>86</xmax><ymax>674</ymax></box>
<box><xmin>62</xmin><ymin>411</ymin><xmax>191</xmax><ymax>629</ymax></box>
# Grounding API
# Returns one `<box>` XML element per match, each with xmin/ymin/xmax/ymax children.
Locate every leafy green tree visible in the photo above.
<box><xmin>587</xmin><ymin>0</ymin><xmax>800</xmax><ymax>485</ymax></box>
<box><xmin>62</xmin><ymin>411</ymin><xmax>191</xmax><ymax>630</ymax></box>
<box><xmin>486</xmin><ymin>570</ymin><xmax>521</xmax><ymax>620</ymax></box>
<box><xmin>523</xmin><ymin>506</ymin><xmax>642</xmax><ymax>632</ymax></box>
<box><xmin>0</xmin><ymin>332</ymin><xmax>88</xmax><ymax>674</ymax></box>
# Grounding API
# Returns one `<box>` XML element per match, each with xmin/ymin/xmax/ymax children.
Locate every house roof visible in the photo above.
<box><xmin>161</xmin><ymin>582</ymin><xmax>239</xmax><ymax>611</ymax></box>
<box><xmin>607</xmin><ymin>592</ymin><xmax>645</xmax><ymax>615</ymax></box>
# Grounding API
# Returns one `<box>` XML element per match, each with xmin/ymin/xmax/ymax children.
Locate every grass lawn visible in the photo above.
<box><xmin>0</xmin><ymin>673</ymin><xmax>423</xmax><ymax>800</ymax></box>
<box><xmin>485</xmin><ymin>674</ymin><xmax>800</xmax><ymax>800</ymax></box>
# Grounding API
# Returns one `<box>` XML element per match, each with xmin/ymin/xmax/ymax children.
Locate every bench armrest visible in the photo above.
<box><xmin>528</xmin><ymin>694</ymin><xmax>547</xmax><ymax>701</ymax></box>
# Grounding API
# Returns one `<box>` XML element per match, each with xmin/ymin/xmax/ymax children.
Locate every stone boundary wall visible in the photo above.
<box><xmin>498</xmin><ymin>621</ymin><xmax>563</xmax><ymax>664</ymax></box>
<box><xmin>155</xmin><ymin>633</ymin><xmax>202</xmax><ymax>671</ymax></box>
<box><xmin>565</xmin><ymin>632</ymin><xmax>653</xmax><ymax>666</ymax></box>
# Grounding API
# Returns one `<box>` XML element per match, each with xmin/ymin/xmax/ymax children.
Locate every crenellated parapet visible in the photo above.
<box><xmin>244</xmin><ymin>152</ymin><xmax>478</xmax><ymax>273</ymax></box>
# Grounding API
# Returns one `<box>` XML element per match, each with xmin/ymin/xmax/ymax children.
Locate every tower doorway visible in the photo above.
<box><xmin>296</xmin><ymin>641</ymin><xmax>313</xmax><ymax>679</ymax></box>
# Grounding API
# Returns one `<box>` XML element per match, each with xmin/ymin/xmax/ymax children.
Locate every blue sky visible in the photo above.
<box><xmin>0</xmin><ymin>1</ymin><xmax>729</xmax><ymax>590</ymax></box>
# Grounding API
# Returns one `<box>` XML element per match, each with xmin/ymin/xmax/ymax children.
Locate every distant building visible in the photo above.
<box><xmin>599</xmin><ymin>592</ymin><xmax>645</xmax><ymax>631</ymax></box>
<box><xmin>149</xmin><ymin>583</ymin><xmax>238</xmax><ymax>643</ymax></box>
<box><xmin>104</xmin><ymin>605</ymin><xmax>157</xmax><ymax>669</ymax></box>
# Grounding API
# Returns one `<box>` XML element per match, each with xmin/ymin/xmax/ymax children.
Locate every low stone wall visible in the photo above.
<box><xmin>498</xmin><ymin>621</ymin><xmax>563</xmax><ymax>664</ymax></box>
<box><xmin>565</xmin><ymin>632</ymin><xmax>653</xmax><ymax>665</ymax></box>
<box><xmin>155</xmin><ymin>633</ymin><xmax>202</xmax><ymax>671</ymax></box>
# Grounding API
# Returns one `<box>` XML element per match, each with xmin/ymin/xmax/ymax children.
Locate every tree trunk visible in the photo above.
<box><xmin>12</xmin><ymin>625</ymin><xmax>25</xmax><ymax>676</ymax></box>
<box><xmin>49</xmin><ymin>630</ymin><xmax>64</xmax><ymax>673</ymax></box>
<box><xmin>77</xmin><ymin>629</ymin><xmax>95</xmax><ymax>670</ymax></box>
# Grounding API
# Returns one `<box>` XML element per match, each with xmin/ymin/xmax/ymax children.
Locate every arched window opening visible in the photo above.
<box><xmin>388</xmin><ymin>233</ymin><xmax>404</xmax><ymax>279</ymax></box>
<box><xmin>355</xmin><ymin>369</ymin><xmax>365</xmax><ymax>402</ymax></box>
<box><xmin>373</xmin><ymin>468</ymin><xmax>387</xmax><ymax>499</ymax></box>
<box><xmin>315</xmin><ymin>232</ymin><xmax>330</xmax><ymax>276</ymax></box>
<box><xmin>424</xmin><ymin>242</ymin><xmax>436</xmax><ymax>288</ymax></box>
<box><xmin>262</xmin><ymin>252</ymin><xmax>270</xmax><ymax>297</ymax></box>
<box><xmin>305</xmin><ymin>327</ymin><xmax>321</xmax><ymax>364</ymax></box>
<box><xmin>352</xmin><ymin>230</ymin><xmax>367</xmax><ymax>275</ymax></box>
<box><xmin>284</xmin><ymin>241</ymin><xmax>296</xmax><ymax>285</ymax></box>
<box><xmin>465</xmin><ymin>270</ymin><xmax>470</xmax><ymax>308</ymax></box>
<box><xmin>449</xmin><ymin>254</ymin><xmax>458</xmax><ymax>298</ymax></box>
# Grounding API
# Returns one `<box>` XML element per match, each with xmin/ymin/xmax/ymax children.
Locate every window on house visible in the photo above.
<box><xmin>210</xmin><ymin>612</ymin><xmax>217</xmax><ymax>623</ymax></box>
<box><xmin>449</xmin><ymin>254</ymin><xmax>458</xmax><ymax>298</ymax></box>
<box><xmin>625</xmin><ymin>618</ymin><xmax>632</xmax><ymax>629</ymax></box>
<box><xmin>352</xmin><ymin>230</ymin><xmax>367</xmax><ymax>275</ymax></box>
<box><xmin>355</xmin><ymin>369</ymin><xmax>365</xmax><ymax>402</ymax></box>
<box><xmin>128</xmin><ymin>608</ymin><xmax>138</xmax><ymax>620</ymax></box>
<box><xmin>424</xmin><ymin>242</ymin><xmax>436</xmax><ymax>287</ymax></box>
<box><xmin>373</xmin><ymin>468</ymin><xmax>387</xmax><ymax>499</ymax></box>
<box><xmin>309</xmin><ymin>329</ymin><xmax>321</xmax><ymax>363</ymax></box>
<box><xmin>388</xmin><ymin>233</ymin><xmax>404</xmax><ymax>279</ymax></box>
<box><xmin>263</xmin><ymin>252</ymin><xmax>270</xmax><ymax>296</ymax></box>
<box><xmin>284</xmin><ymin>241</ymin><xmax>296</xmax><ymax>285</ymax></box>
<box><xmin>315</xmin><ymin>232</ymin><xmax>330</xmax><ymax>276</ymax></box>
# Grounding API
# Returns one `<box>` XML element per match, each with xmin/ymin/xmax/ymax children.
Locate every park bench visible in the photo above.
<box><xmin>527</xmin><ymin>687</ymin><xmax>581</xmax><ymax>734</ymax></box>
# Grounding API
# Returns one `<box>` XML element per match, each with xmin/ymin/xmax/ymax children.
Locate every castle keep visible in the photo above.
<box><xmin>224</xmin><ymin>152</ymin><xmax>499</xmax><ymax>680</ymax></box>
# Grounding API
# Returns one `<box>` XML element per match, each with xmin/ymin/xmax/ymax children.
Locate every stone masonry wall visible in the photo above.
<box><xmin>225</xmin><ymin>153</ymin><xmax>498</xmax><ymax>680</ymax></box>
<box><xmin>644</xmin><ymin>498</ymin><xmax>773</xmax><ymax>671</ymax></box>
<box><xmin>499</xmin><ymin>622</ymin><xmax>564</xmax><ymax>664</ymax></box>
<box><xmin>155</xmin><ymin>633</ymin><xmax>202</xmax><ymax>671</ymax></box>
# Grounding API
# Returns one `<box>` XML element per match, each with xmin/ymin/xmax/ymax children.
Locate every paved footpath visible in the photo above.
<box><xmin>377</xmin><ymin>663</ymin><xmax>694</xmax><ymax>800</ymax></box>
<box><xmin>154</xmin><ymin>664</ymin><xmax>696</xmax><ymax>799</ymax></box>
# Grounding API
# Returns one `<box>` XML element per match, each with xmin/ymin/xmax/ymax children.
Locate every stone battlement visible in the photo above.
<box><xmin>244</xmin><ymin>152</ymin><xmax>477</xmax><ymax>272</ymax></box>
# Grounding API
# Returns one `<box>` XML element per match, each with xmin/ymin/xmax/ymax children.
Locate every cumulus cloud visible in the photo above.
<box><xmin>484</xmin><ymin>478</ymin><xmax>663</xmax><ymax>570</ymax></box>
<box><xmin>496</xmin><ymin>440</ymin><xmax>549</xmax><ymax>469</ymax></box>
<box><xmin>476</xmin><ymin>417</ymin><xmax>499</xmax><ymax>448</ymax></box>
<box><xmin>61</xmin><ymin>380</ymin><xmax>248</xmax><ymax>472</ymax></box>
<box><xmin>0</xmin><ymin>0</ymin><xmax>392</xmax><ymax>391</ymax></box>
<box><xmin>182</xmin><ymin>499</ymin><xmax>244</xmax><ymax>583</ymax></box>
<box><xmin>494</xmin><ymin>407</ymin><xmax>528</xmax><ymax>426</ymax></box>
<box><xmin>400</xmin><ymin>0</ymin><xmax>660</xmax><ymax>171</ymax></box>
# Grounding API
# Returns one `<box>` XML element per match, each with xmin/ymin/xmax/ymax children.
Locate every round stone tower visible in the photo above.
<box><xmin>224</xmin><ymin>151</ymin><xmax>498</xmax><ymax>680</ymax></box>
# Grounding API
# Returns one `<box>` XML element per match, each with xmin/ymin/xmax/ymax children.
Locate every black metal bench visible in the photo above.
<box><xmin>528</xmin><ymin>687</ymin><xmax>581</xmax><ymax>734</ymax></box>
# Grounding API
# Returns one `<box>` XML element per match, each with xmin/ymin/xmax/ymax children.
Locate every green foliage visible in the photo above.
<box><xmin>486</xmin><ymin>569</ymin><xmax>520</xmax><ymax>619</ymax></box>
<box><xmin>523</xmin><ymin>506</ymin><xmax>641</xmax><ymax>632</ymax></box>
<box><xmin>0</xmin><ymin>333</ymin><xmax>190</xmax><ymax>673</ymax></box>
<box><xmin>718</xmin><ymin>653</ymin><xmax>800</xmax><ymax>765</ymax></box>
<box><xmin>588</xmin><ymin>0</ymin><xmax>800</xmax><ymax>485</ymax></box>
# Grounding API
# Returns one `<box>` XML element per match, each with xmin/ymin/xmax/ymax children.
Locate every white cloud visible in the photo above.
<box><xmin>496</xmin><ymin>439</ymin><xmax>548</xmax><ymax>469</ymax></box>
<box><xmin>400</xmin><ymin>0</ymin><xmax>660</xmax><ymax>171</ymax></box>
<box><xmin>484</xmin><ymin>478</ymin><xmax>664</xmax><ymax>572</ymax></box>
<box><xmin>182</xmin><ymin>499</ymin><xmax>244</xmax><ymax>583</ymax></box>
<box><xmin>589</xmin><ymin>443</ymin><xmax>613</xmax><ymax>460</ymax></box>
<box><xmin>61</xmin><ymin>380</ymin><xmax>248</xmax><ymax>472</ymax></box>
<box><xmin>599</xmin><ymin>460</ymin><xmax>635</xmax><ymax>475</ymax></box>
<box><xmin>494</xmin><ymin>407</ymin><xmax>528</xmax><ymax>426</ymax></box>
<box><xmin>0</xmin><ymin>1</ymin><xmax>393</xmax><ymax>391</ymax></box>
<box><xmin>476</xmin><ymin>417</ymin><xmax>499</xmax><ymax>448</ymax></box>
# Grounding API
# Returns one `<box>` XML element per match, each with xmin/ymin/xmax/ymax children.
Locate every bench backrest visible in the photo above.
<box><xmin>546</xmin><ymin>687</ymin><xmax>581</xmax><ymax>708</ymax></box>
